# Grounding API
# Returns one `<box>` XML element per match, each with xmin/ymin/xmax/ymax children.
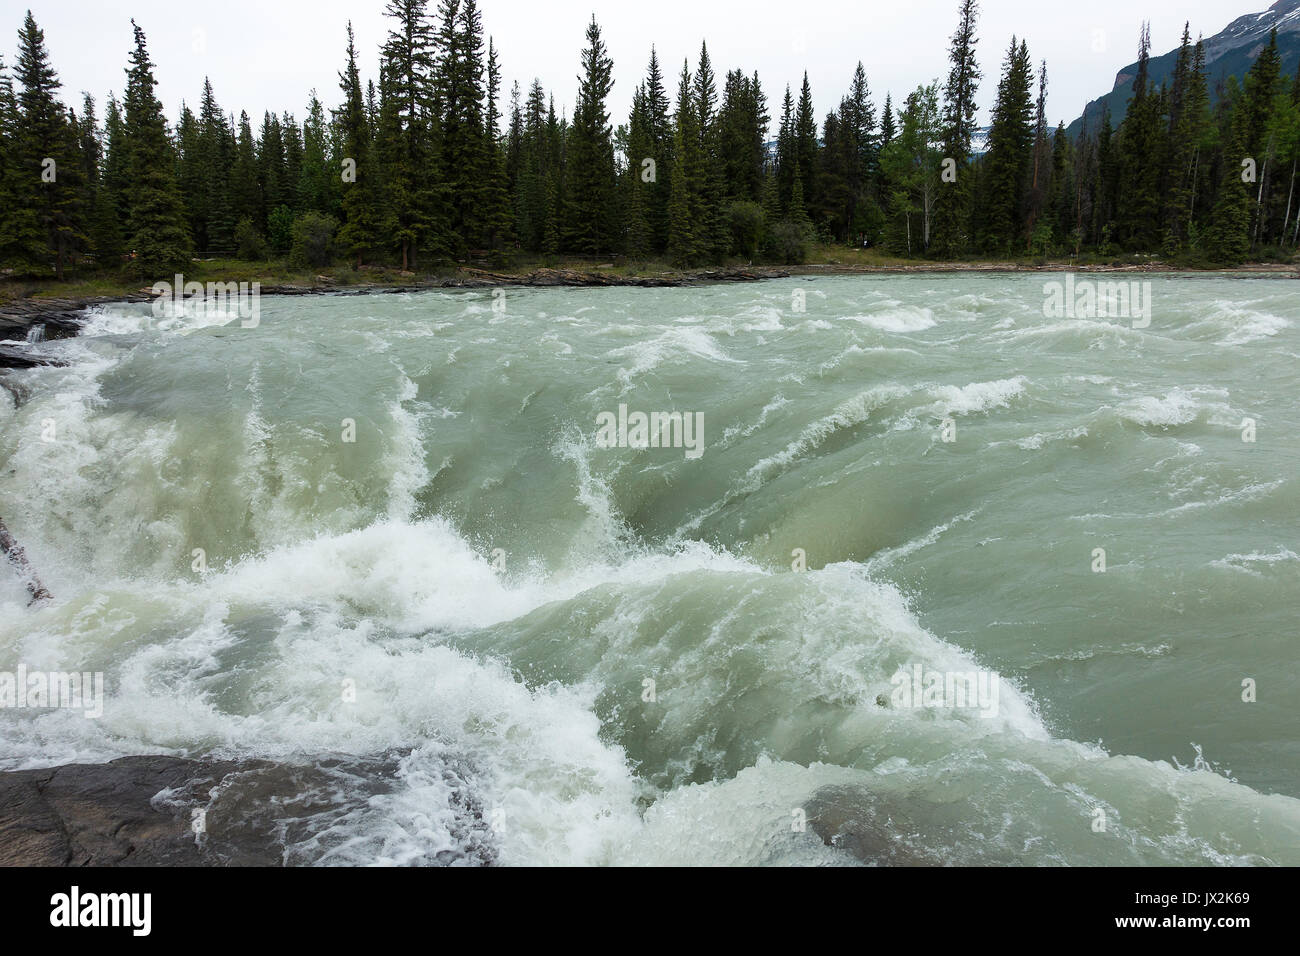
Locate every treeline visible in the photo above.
<box><xmin>972</xmin><ymin>21</ymin><xmax>1300</xmax><ymax>264</ymax></box>
<box><xmin>2</xmin><ymin>0</ymin><xmax>1298</xmax><ymax>281</ymax></box>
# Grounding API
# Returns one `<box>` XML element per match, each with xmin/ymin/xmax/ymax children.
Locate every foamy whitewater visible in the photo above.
<box><xmin>2</xmin><ymin>274</ymin><xmax>1299</xmax><ymax>865</ymax></box>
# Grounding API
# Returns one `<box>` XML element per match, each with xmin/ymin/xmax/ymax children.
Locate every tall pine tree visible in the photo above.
<box><xmin>563</xmin><ymin>16</ymin><xmax>616</xmax><ymax>254</ymax></box>
<box><xmin>932</xmin><ymin>0</ymin><xmax>981</xmax><ymax>257</ymax></box>
<box><xmin>120</xmin><ymin>20</ymin><xmax>191</xmax><ymax>276</ymax></box>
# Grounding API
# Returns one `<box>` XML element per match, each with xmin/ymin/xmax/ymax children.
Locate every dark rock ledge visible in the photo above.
<box><xmin>0</xmin><ymin>301</ymin><xmax>94</xmax><ymax>370</ymax></box>
<box><xmin>0</xmin><ymin>754</ymin><xmax>494</xmax><ymax>867</ymax></box>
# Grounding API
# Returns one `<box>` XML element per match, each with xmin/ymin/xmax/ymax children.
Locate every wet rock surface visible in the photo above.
<box><xmin>0</xmin><ymin>754</ymin><xmax>495</xmax><ymax>867</ymax></box>
<box><xmin>806</xmin><ymin>783</ymin><xmax>1022</xmax><ymax>866</ymax></box>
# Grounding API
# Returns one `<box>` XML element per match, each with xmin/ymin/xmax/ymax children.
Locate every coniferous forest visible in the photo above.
<box><xmin>3</xmin><ymin>0</ymin><xmax>1300</xmax><ymax>282</ymax></box>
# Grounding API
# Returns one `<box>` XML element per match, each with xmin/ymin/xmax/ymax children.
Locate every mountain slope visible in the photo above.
<box><xmin>1067</xmin><ymin>0</ymin><xmax>1300</xmax><ymax>137</ymax></box>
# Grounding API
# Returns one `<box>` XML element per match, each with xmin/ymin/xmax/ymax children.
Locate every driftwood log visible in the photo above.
<box><xmin>0</xmin><ymin>515</ymin><xmax>51</xmax><ymax>603</ymax></box>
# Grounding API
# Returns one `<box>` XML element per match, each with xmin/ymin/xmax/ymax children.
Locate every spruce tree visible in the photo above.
<box><xmin>281</xmin><ymin>112</ymin><xmax>303</xmax><ymax>213</ymax></box>
<box><xmin>759</xmin><ymin>161</ymin><xmax>782</xmax><ymax>234</ymax></box>
<box><xmin>880</xmin><ymin>94</ymin><xmax>897</xmax><ymax>144</ymax></box>
<box><xmin>1092</xmin><ymin>108</ymin><xmax>1118</xmax><ymax>249</ymax></box>
<box><xmin>542</xmin><ymin>95</ymin><xmax>564</xmax><ymax>253</ymax></box>
<box><xmin>717</xmin><ymin>69</ymin><xmax>769</xmax><ymax>206</ymax></box>
<box><xmin>176</xmin><ymin>102</ymin><xmax>209</xmax><ymax>253</ymax></box>
<box><xmin>623</xmin><ymin>82</ymin><xmax>654</xmax><ymax>259</ymax></box>
<box><xmin>299</xmin><ymin>93</ymin><xmax>335</xmax><ymax>217</ymax></box>
<box><xmin>230</xmin><ymin>111</ymin><xmax>261</xmax><ymax>232</ymax></box>
<box><xmin>1048</xmin><ymin>121</ymin><xmax>1075</xmax><ymax>250</ymax></box>
<box><xmin>666</xmin><ymin>119</ymin><xmax>694</xmax><ymax>265</ymax></box>
<box><xmin>788</xmin><ymin>159</ymin><xmax>813</xmax><ymax>236</ymax></box>
<box><xmin>1205</xmin><ymin>123</ymin><xmax>1252</xmax><ymax>263</ymax></box>
<box><xmin>435</xmin><ymin>0</ymin><xmax>488</xmax><ymax>251</ymax></box>
<box><xmin>336</xmin><ymin>22</ymin><xmax>384</xmax><ymax>266</ymax></box>
<box><xmin>75</xmin><ymin>94</ymin><xmax>105</xmax><ymax>263</ymax></box>
<box><xmin>775</xmin><ymin>85</ymin><xmax>796</xmax><ymax>210</ymax></box>
<box><xmin>1115</xmin><ymin>24</ymin><xmax>1164</xmax><ymax>250</ymax></box>
<box><xmin>0</xmin><ymin>53</ymin><xmax>45</xmax><ymax>271</ymax></box>
<box><xmin>194</xmin><ymin>79</ymin><xmax>234</xmax><ymax>253</ymax></box>
<box><xmin>505</xmin><ymin>80</ymin><xmax>524</xmax><ymax>229</ymax></box>
<box><xmin>16</xmin><ymin>11</ymin><xmax>85</xmax><ymax>277</ymax></box>
<box><xmin>844</xmin><ymin>62</ymin><xmax>877</xmax><ymax>240</ymax></box>
<box><xmin>95</xmin><ymin>94</ymin><xmax>128</xmax><ymax>262</ymax></box>
<box><xmin>1025</xmin><ymin>60</ymin><xmax>1050</xmax><ymax>253</ymax></box>
<box><xmin>1163</xmin><ymin>24</ymin><xmax>1202</xmax><ymax>252</ymax></box>
<box><xmin>667</xmin><ymin>61</ymin><xmax>701</xmax><ymax>265</ymax></box>
<box><xmin>481</xmin><ymin>37</ymin><xmax>512</xmax><ymax>251</ymax></box>
<box><xmin>259</xmin><ymin>111</ymin><xmax>286</xmax><ymax>226</ymax></box>
<box><xmin>794</xmin><ymin>73</ymin><xmax>818</xmax><ymax>226</ymax></box>
<box><xmin>693</xmin><ymin>42</ymin><xmax>727</xmax><ymax>258</ymax></box>
<box><xmin>643</xmin><ymin>48</ymin><xmax>674</xmax><ymax>253</ymax></box>
<box><xmin>563</xmin><ymin>16</ymin><xmax>616</xmax><ymax>254</ymax></box>
<box><xmin>120</xmin><ymin>20</ymin><xmax>191</xmax><ymax>276</ymax></box>
<box><xmin>819</xmin><ymin>108</ymin><xmax>851</xmax><ymax>240</ymax></box>
<box><xmin>381</xmin><ymin>0</ymin><xmax>443</xmax><ymax>267</ymax></box>
<box><xmin>932</xmin><ymin>0</ymin><xmax>981</xmax><ymax>257</ymax></box>
<box><xmin>976</xmin><ymin>37</ymin><xmax>1034</xmax><ymax>254</ymax></box>
<box><xmin>515</xmin><ymin>79</ymin><xmax>548</xmax><ymax>251</ymax></box>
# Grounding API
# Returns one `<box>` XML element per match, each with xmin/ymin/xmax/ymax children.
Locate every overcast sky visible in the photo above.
<box><xmin>0</xmin><ymin>0</ymin><xmax>1266</xmax><ymax>134</ymax></box>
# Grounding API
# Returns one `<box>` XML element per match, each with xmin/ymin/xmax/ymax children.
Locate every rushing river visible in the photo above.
<box><xmin>2</xmin><ymin>274</ymin><xmax>1299</xmax><ymax>865</ymax></box>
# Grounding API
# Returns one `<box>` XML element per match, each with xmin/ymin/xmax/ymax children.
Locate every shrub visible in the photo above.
<box><xmin>234</xmin><ymin>218</ymin><xmax>268</xmax><ymax>260</ymax></box>
<box><xmin>1253</xmin><ymin>244</ymin><xmax>1293</xmax><ymax>263</ymax></box>
<box><xmin>289</xmin><ymin>212</ymin><xmax>338</xmax><ymax>269</ymax></box>
<box><xmin>767</xmin><ymin>220</ymin><xmax>810</xmax><ymax>264</ymax></box>
<box><xmin>726</xmin><ymin>201</ymin><xmax>765</xmax><ymax>259</ymax></box>
<box><xmin>268</xmin><ymin>205</ymin><xmax>295</xmax><ymax>254</ymax></box>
